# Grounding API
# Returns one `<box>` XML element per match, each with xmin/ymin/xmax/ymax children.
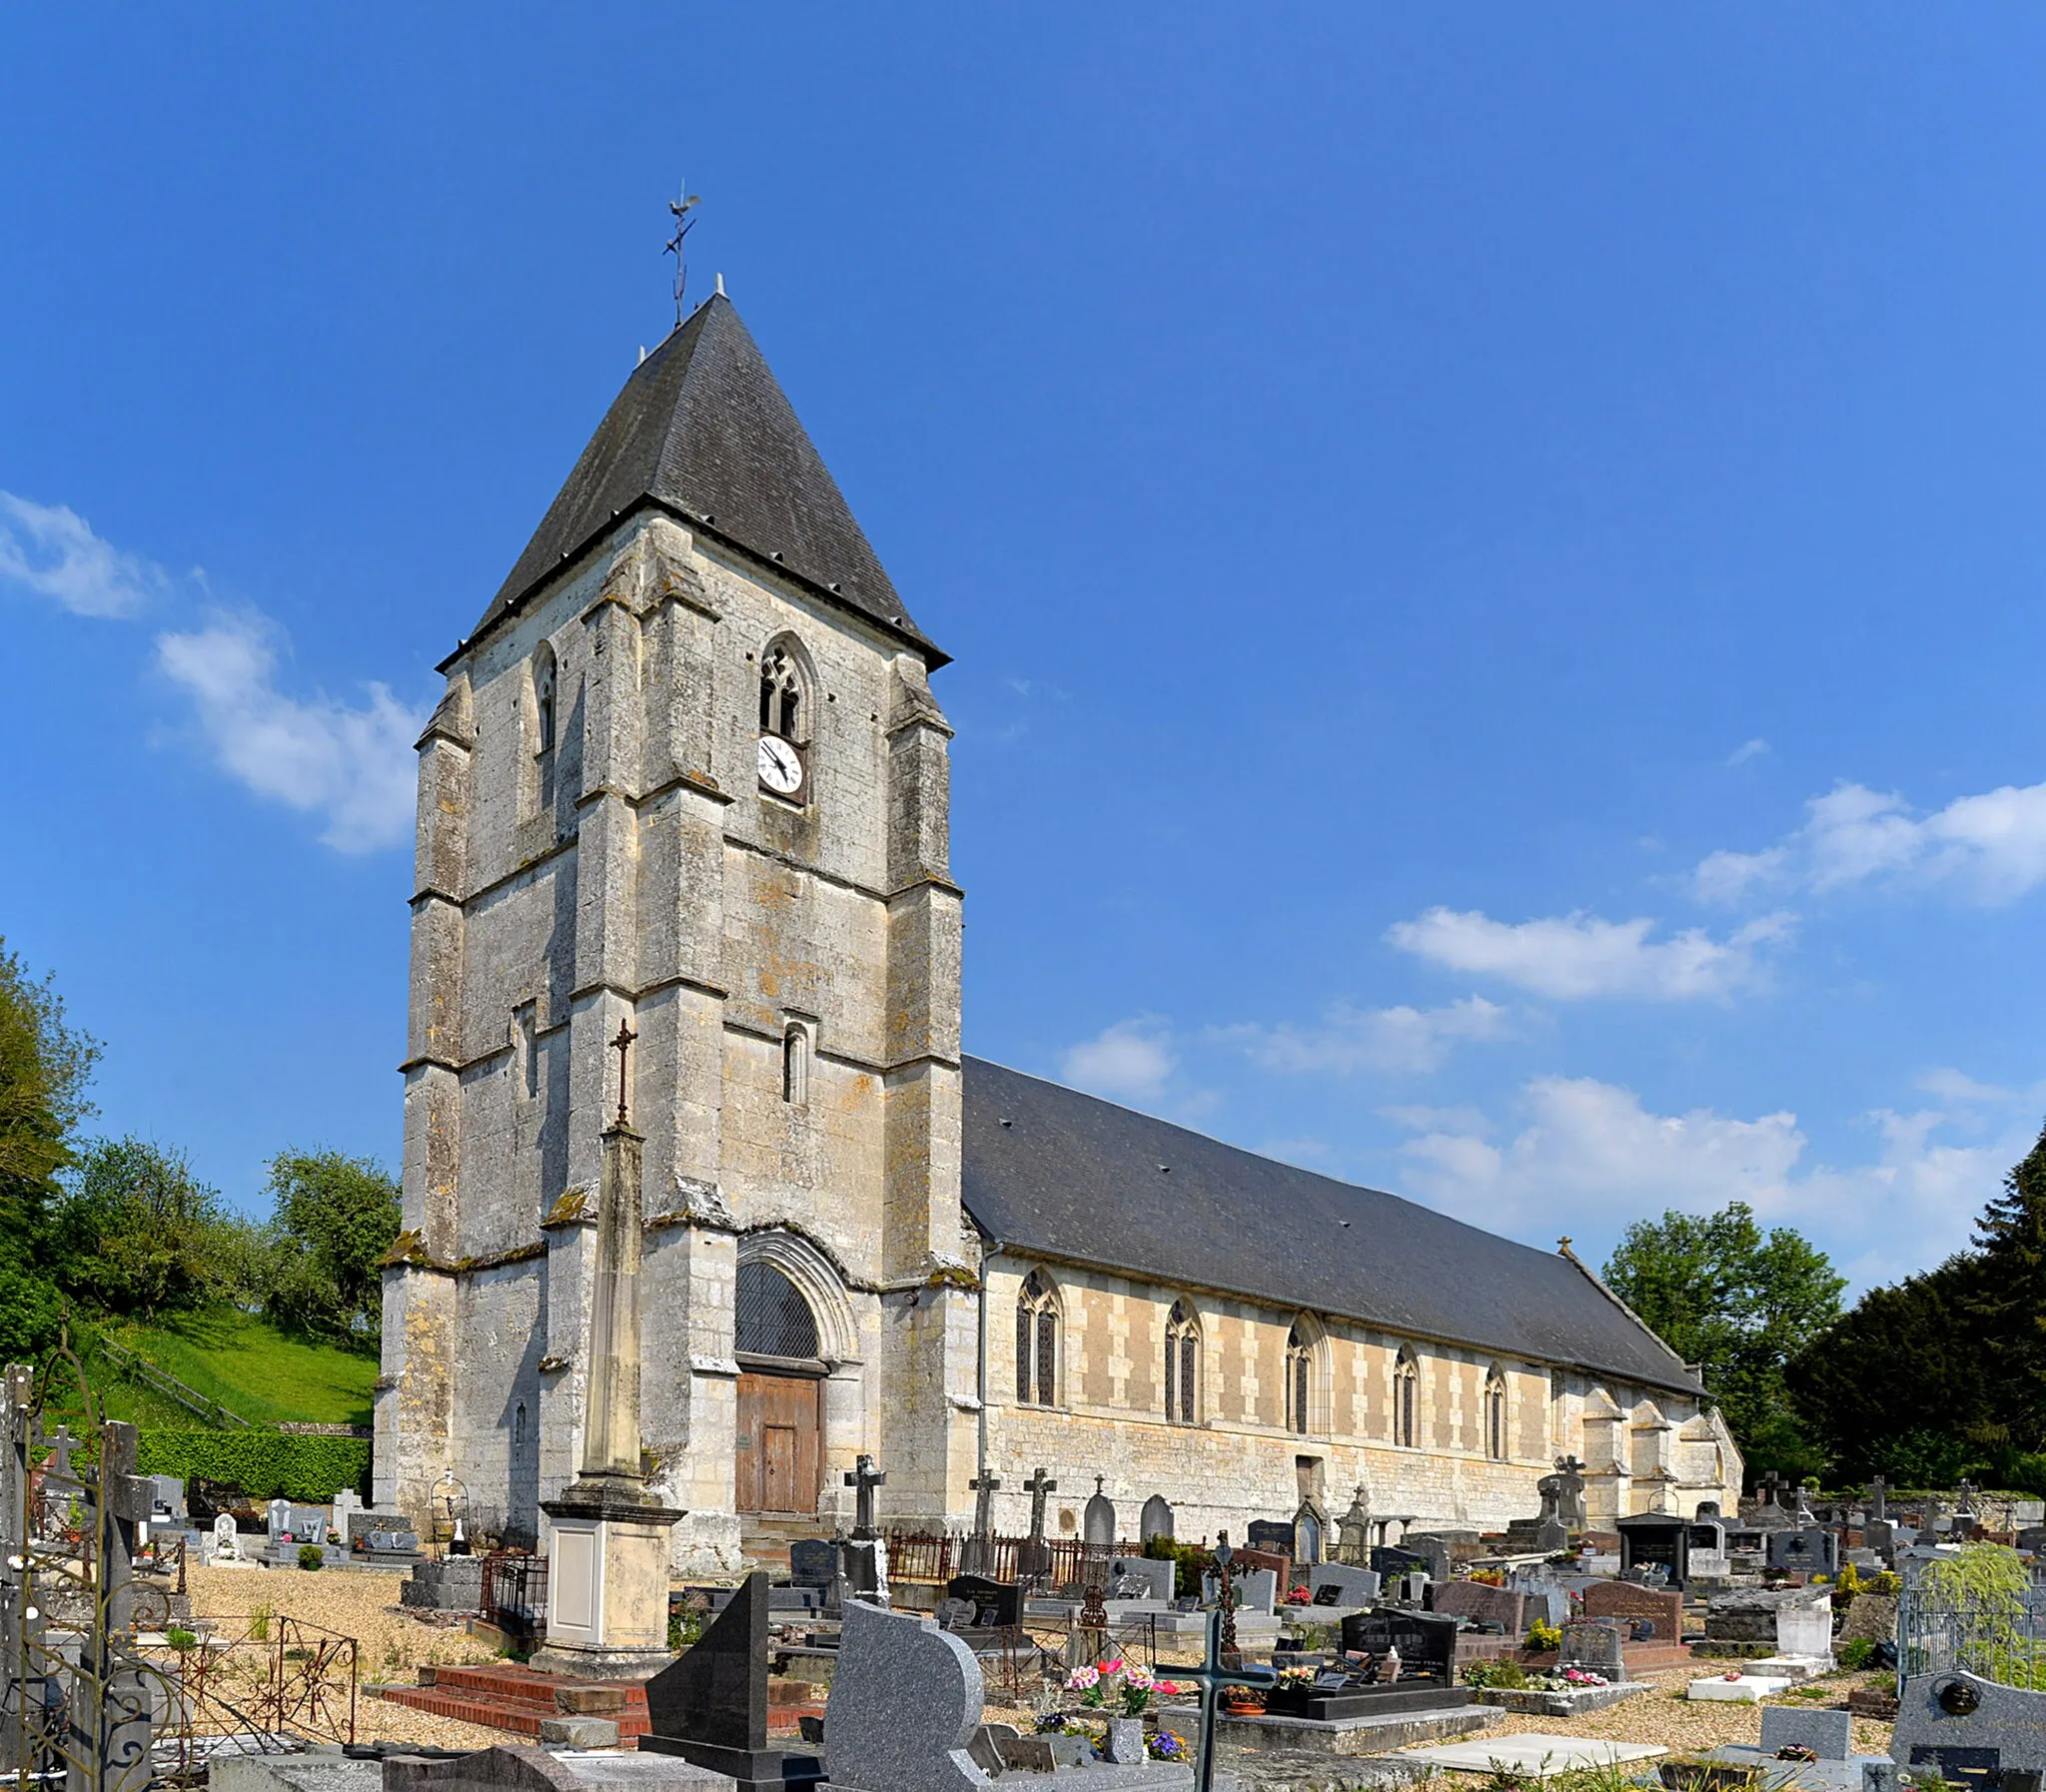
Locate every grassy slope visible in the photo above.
<box><xmin>96</xmin><ymin>1311</ymin><xmax>378</xmax><ymax>1427</ymax></box>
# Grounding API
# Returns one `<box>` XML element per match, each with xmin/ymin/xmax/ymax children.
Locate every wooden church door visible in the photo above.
<box><xmin>733</xmin><ymin>1258</ymin><xmax>826</xmax><ymax>1515</ymax></box>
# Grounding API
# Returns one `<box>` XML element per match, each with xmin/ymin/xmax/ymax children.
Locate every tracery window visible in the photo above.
<box><xmin>1164</xmin><ymin>1300</ymin><xmax>1199</xmax><ymax>1425</ymax></box>
<box><xmin>1015</xmin><ymin>1271</ymin><xmax>1060</xmax><ymax>1406</ymax></box>
<box><xmin>1285</xmin><ymin>1321</ymin><xmax>1315</xmax><ymax>1435</ymax></box>
<box><xmin>1395</xmin><ymin>1348</ymin><xmax>1419</xmax><ymax>1447</ymax></box>
<box><xmin>1485</xmin><ymin>1367</ymin><xmax>1509</xmax><ymax>1461</ymax></box>
<box><xmin>759</xmin><ymin>641</ymin><xmax>806</xmax><ymax>741</ymax></box>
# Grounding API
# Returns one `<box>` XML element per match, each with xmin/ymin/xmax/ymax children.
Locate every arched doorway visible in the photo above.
<box><xmin>734</xmin><ymin>1259</ymin><xmax>825</xmax><ymax>1515</ymax></box>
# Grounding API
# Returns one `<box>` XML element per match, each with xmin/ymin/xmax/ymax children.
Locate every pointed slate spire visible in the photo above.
<box><xmin>479</xmin><ymin>294</ymin><xmax>940</xmax><ymax>660</ymax></box>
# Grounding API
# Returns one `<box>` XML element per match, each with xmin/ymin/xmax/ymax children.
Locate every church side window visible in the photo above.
<box><xmin>782</xmin><ymin>1023</ymin><xmax>810</xmax><ymax>1106</ymax></box>
<box><xmin>1485</xmin><ymin>1367</ymin><xmax>1509</xmax><ymax>1461</ymax></box>
<box><xmin>759</xmin><ymin>641</ymin><xmax>806</xmax><ymax>741</ymax></box>
<box><xmin>1016</xmin><ymin>1271</ymin><xmax>1060</xmax><ymax>1407</ymax></box>
<box><xmin>1395</xmin><ymin>1348</ymin><xmax>1419</xmax><ymax>1447</ymax></box>
<box><xmin>532</xmin><ymin>642</ymin><xmax>557</xmax><ymax>755</ymax></box>
<box><xmin>1165</xmin><ymin>1299</ymin><xmax>1199</xmax><ymax>1425</ymax></box>
<box><xmin>1285</xmin><ymin>1321</ymin><xmax>1315</xmax><ymax>1435</ymax></box>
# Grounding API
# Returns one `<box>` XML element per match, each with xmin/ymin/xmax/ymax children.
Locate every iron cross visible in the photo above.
<box><xmin>1186</xmin><ymin>1597</ymin><xmax>1276</xmax><ymax>1792</ymax></box>
<box><xmin>611</xmin><ymin>1019</ymin><xmax>637</xmax><ymax>1128</ymax></box>
<box><xmin>845</xmin><ymin>1453</ymin><xmax>885</xmax><ymax>1539</ymax></box>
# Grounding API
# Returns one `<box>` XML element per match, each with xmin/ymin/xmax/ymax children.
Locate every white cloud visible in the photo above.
<box><xmin>0</xmin><ymin>492</ymin><xmax>173</xmax><ymax>617</ymax></box>
<box><xmin>1217</xmin><ymin>996</ymin><xmax>1510</xmax><ymax>1076</ymax></box>
<box><xmin>1726</xmin><ymin>738</ymin><xmax>1771</xmax><ymax>766</ymax></box>
<box><xmin>1387</xmin><ymin>907</ymin><xmax>1791</xmax><ymax>1002</ymax></box>
<box><xmin>156</xmin><ymin>610</ymin><xmax>425</xmax><ymax>853</ymax></box>
<box><xmin>1696</xmin><ymin>778</ymin><xmax>2046</xmax><ymax>906</ymax></box>
<box><xmin>1061</xmin><ymin>1018</ymin><xmax>1177</xmax><ymax>1099</ymax></box>
<box><xmin>1387</xmin><ymin>1075</ymin><xmax>2031</xmax><ymax>1292</ymax></box>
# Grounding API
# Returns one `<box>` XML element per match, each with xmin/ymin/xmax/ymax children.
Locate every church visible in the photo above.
<box><xmin>376</xmin><ymin>292</ymin><xmax>1741</xmax><ymax>1573</ymax></box>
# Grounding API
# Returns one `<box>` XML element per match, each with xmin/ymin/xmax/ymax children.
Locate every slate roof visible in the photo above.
<box><xmin>473</xmin><ymin>295</ymin><xmax>942</xmax><ymax>661</ymax></box>
<box><xmin>960</xmin><ymin>1057</ymin><xmax>1703</xmax><ymax>1397</ymax></box>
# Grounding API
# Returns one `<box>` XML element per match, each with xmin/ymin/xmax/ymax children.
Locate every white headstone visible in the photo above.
<box><xmin>214</xmin><ymin>1512</ymin><xmax>241</xmax><ymax>1562</ymax></box>
<box><xmin>267</xmin><ymin>1497</ymin><xmax>292</xmax><ymax>1539</ymax></box>
<box><xmin>1775</xmin><ymin>1590</ymin><xmax>1834</xmax><ymax>1663</ymax></box>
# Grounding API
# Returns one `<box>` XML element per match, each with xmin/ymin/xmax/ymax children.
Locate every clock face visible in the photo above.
<box><xmin>757</xmin><ymin>733</ymin><xmax>804</xmax><ymax>796</ymax></box>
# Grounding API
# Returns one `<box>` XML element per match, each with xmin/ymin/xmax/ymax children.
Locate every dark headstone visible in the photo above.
<box><xmin>1247</xmin><ymin>1520</ymin><xmax>1295</xmax><ymax>1556</ymax></box>
<box><xmin>641</xmin><ymin>1570</ymin><xmax>823</xmax><ymax>1791</ymax></box>
<box><xmin>1140</xmin><ymin>1495</ymin><xmax>1174</xmax><ymax>1543</ymax></box>
<box><xmin>1617</xmin><ymin>1513</ymin><xmax>1694</xmax><ymax>1588</ymax></box>
<box><xmin>943</xmin><ymin>1574</ymin><xmax>1021</xmax><ymax>1629</ymax></box>
<box><xmin>1340</xmin><ymin>1607</ymin><xmax>1460</xmax><ymax>1685</ymax></box>
<box><xmin>1372</xmin><ymin>1546</ymin><xmax>1429</xmax><ymax>1581</ymax></box>
<box><xmin>1768</xmin><ymin>1526</ymin><xmax>1842</xmax><ymax>1576</ymax></box>
<box><xmin>788</xmin><ymin>1539</ymin><xmax>837</xmax><ymax>1587</ymax></box>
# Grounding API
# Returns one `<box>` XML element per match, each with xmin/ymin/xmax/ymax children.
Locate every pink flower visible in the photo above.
<box><xmin>1066</xmin><ymin>1666</ymin><xmax>1101</xmax><ymax>1691</ymax></box>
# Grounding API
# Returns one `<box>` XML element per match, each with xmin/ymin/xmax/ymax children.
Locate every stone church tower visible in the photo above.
<box><xmin>377</xmin><ymin>294</ymin><xmax>980</xmax><ymax>1570</ymax></box>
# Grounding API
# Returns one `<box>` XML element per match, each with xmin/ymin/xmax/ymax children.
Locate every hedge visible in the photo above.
<box><xmin>136</xmin><ymin>1430</ymin><xmax>371</xmax><ymax>1502</ymax></box>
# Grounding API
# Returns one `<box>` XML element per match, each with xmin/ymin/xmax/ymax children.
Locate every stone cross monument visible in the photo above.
<box><xmin>1019</xmin><ymin>1466</ymin><xmax>1056</xmax><ymax>1581</ymax></box>
<box><xmin>534</xmin><ymin>1089</ymin><xmax>685</xmax><ymax>1677</ymax></box>
<box><xmin>962</xmin><ymin>1471</ymin><xmax>1001</xmax><ymax>1576</ymax></box>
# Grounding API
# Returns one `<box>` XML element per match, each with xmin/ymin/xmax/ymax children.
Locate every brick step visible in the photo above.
<box><xmin>377</xmin><ymin>1686</ymin><xmax>653</xmax><ymax>1741</ymax></box>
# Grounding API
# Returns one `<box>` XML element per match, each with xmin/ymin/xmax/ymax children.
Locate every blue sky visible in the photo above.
<box><xmin>5</xmin><ymin>4</ymin><xmax>2045</xmax><ymax>1293</ymax></box>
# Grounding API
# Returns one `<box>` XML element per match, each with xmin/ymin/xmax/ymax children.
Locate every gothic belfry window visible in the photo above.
<box><xmin>1165</xmin><ymin>1299</ymin><xmax>1199</xmax><ymax>1425</ymax></box>
<box><xmin>532</xmin><ymin>641</ymin><xmax>557</xmax><ymax>755</ymax></box>
<box><xmin>782</xmin><ymin>1023</ymin><xmax>809</xmax><ymax>1106</ymax></box>
<box><xmin>758</xmin><ymin>641</ymin><xmax>806</xmax><ymax>741</ymax></box>
<box><xmin>1016</xmin><ymin>1270</ymin><xmax>1060</xmax><ymax>1406</ymax></box>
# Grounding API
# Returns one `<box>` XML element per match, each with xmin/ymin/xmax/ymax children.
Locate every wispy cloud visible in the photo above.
<box><xmin>1388</xmin><ymin>906</ymin><xmax>1792</xmax><ymax>1002</ymax></box>
<box><xmin>0</xmin><ymin>492</ymin><xmax>174</xmax><ymax>618</ymax></box>
<box><xmin>1061</xmin><ymin>1018</ymin><xmax>1177</xmax><ymax>1099</ymax></box>
<box><xmin>1388</xmin><ymin>1074</ymin><xmax>2032</xmax><ymax>1292</ymax></box>
<box><xmin>1216</xmin><ymin>996</ymin><xmax>1510</xmax><ymax>1076</ymax></box>
<box><xmin>1696</xmin><ymin>779</ymin><xmax>2046</xmax><ymax>906</ymax></box>
<box><xmin>1726</xmin><ymin>738</ymin><xmax>1770</xmax><ymax>766</ymax></box>
<box><xmin>156</xmin><ymin>610</ymin><xmax>424</xmax><ymax>853</ymax></box>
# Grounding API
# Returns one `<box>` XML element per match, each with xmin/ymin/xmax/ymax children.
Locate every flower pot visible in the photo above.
<box><xmin>1105</xmin><ymin>1718</ymin><xmax>1146</xmax><ymax>1764</ymax></box>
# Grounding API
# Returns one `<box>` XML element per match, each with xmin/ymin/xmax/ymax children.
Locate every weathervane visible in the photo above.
<box><xmin>664</xmin><ymin>180</ymin><xmax>701</xmax><ymax>326</ymax></box>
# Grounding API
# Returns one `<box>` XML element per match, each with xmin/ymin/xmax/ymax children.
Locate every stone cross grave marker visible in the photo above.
<box><xmin>1552</xmin><ymin>1456</ymin><xmax>1588</xmax><ymax>1529</ymax></box>
<box><xmin>962</xmin><ymin>1471</ymin><xmax>1000</xmax><ymax>1575</ymax></box>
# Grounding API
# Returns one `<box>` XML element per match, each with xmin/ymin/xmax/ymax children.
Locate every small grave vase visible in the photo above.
<box><xmin>1105</xmin><ymin>1717</ymin><xmax>1146</xmax><ymax>1764</ymax></box>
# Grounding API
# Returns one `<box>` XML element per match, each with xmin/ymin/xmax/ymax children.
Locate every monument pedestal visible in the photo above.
<box><xmin>532</xmin><ymin>1484</ymin><xmax>685</xmax><ymax>1679</ymax></box>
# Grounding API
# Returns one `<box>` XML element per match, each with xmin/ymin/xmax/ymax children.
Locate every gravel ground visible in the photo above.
<box><xmin>183</xmin><ymin>1563</ymin><xmax>512</xmax><ymax>1751</ymax></box>
<box><xmin>1481</xmin><ymin>1666</ymin><xmax>1897</xmax><ymax>1758</ymax></box>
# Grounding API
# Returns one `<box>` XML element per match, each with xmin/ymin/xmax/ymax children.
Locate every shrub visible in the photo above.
<box><xmin>1528</xmin><ymin>1619</ymin><xmax>1562</xmax><ymax>1652</ymax></box>
<box><xmin>298</xmin><ymin>1543</ymin><xmax>324</xmax><ymax>1570</ymax></box>
<box><xmin>1838</xmin><ymin>1638</ymin><xmax>1876</xmax><ymax>1671</ymax></box>
<box><xmin>166</xmin><ymin>1627</ymin><xmax>198</xmax><ymax>1652</ymax></box>
<box><xmin>135</xmin><ymin>1429</ymin><xmax>368</xmax><ymax>1502</ymax></box>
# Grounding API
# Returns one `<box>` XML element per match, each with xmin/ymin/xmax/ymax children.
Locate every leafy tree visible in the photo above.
<box><xmin>50</xmin><ymin>1138</ymin><xmax>259</xmax><ymax>1321</ymax></box>
<box><xmin>1967</xmin><ymin>1119</ymin><xmax>2046</xmax><ymax>1449</ymax></box>
<box><xmin>0</xmin><ymin>942</ymin><xmax>100</xmax><ymax>1357</ymax></box>
<box><xmin>261</xmin><ymin>1150</ymin><xmax>400</xmax><ymax>1348</ymax></box>
<box><xmin>1603</xmin><ymin>1201</ymin><xmax>1844</xmax><ymax>1483</ymax></box>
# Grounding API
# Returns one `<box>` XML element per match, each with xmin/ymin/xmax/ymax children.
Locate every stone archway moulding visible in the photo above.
<box><xmin>737</xmin><ymin>1227</ymin><xmax>861</xmax><ymax>1365</ymax></box>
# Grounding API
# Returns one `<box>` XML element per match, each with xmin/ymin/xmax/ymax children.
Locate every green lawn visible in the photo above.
<box><xmin>96</xmin><ymin>1311</ymin><xmax>378</xmax><ymax>1428</ymax></box>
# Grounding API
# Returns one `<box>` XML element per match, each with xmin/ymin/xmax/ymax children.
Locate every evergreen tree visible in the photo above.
<box><xmin>1969</xmin><ymin>1118</ymin><xmax>2046</xmax><ymax>1450</ymax></box>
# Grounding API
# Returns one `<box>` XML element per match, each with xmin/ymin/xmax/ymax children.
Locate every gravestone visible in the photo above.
<box><xmin>1580</xmin><ymin>1579</ymin><xmax>1683</xmax><ymax>1642</ymax></box>
<box><xmin>1893</xmin><ymin>1670</ymin><xmax>2046</xmax><ymax>1792</ymax></box>
<box><xmin>822</xmin><ymin>1600</ymin><xmax>987</xmax><ymax>1792</ymax></box>
<box><xmin>1337</xmin><ymin>1484</ymin><xmax>1373</xmax><ymax>1564</ymax></box>
<box><xmin>1246</xmin><ymin>1520</ymin><xmax>1295</xmax><ymax>1557</ymax></box>
<box><xmin>1429</xmin><ymin>1580</ymin><xmax>1526</xmax><ymax>1634</ymax></box>
<box><xmin>333</xmin><ymin>1487</ymin><xmax>363</xmax><ymax>1533</ymax></box>
<box><xmin>212</xmin><ymin>1512</ymin><xmax>242</xmax><ymax>1563</ymax></box>
<box><xmin>1617</xmin><ymin>1513</ymin><xmax>1694</xmax><ymax>1588</ymax></box>
<box><xmin>1140</xmin><ymin>1496</ymin><xmax>1174</xmax><ymax>1544</ymax></box>
<box><xmin>1769</xmin><ymin>1527</ymin><xmax>1841</xmax><ymax>1577</ymax></box>
<box><xmin>1558</xmin><ymin>1618</ymin><xmax>1627</xmax><ymax>1680</ymax></box>
<box><xmin>788</xmin><ymin>1540</ymin><xmax>836</xmax><ymax>1589</ymax></box>
<box><xmin>1339</xmin><ymin>1608</ymin><xmax>1461</xmax><ymax>1686</ymax></box>
<box><xmin>1761</xmin><ymin>1706</ymin><xmax>1855</xmax><ymax>1761</ymax></box>
<box><xmin>1107</xmin><ymin>1555</ymin><xmax>1174</xmax><ymax>1605</ymax></box>
<box><xmin>1372</xmin><ymin>1545</ymin><xmax>1429</xmax><ymax>1581</ymax></box>
<box><xmin>642</xmin><ymin>1570</ymin><xmax>823</xmax><ymax>1791</ymax></box>
<box><xmin>150</xmin><ymin>1475</ymin><xmax>187</xmax><ymax>1524</ymax></box>
<box><xmin>1774</xmin><ymin>1589</ymin><xmax>1835</xmax><ymax>1663</ymax></box>
<box><xmin>267</xmin><ymin>1497</ymin><xmax>292</xmax><ymax>1540</ymax></box>
<box><xmin>1235</xmin><ymin>1568</ymin><xmax>1279</xmax><ymax>1615</ymax></box>
<box><xmin>1307</xmin><ymin>1563</ymin><xmax>1379</xmax><ymax>1607</ymax></box>
<box><xmin>1405</xmin><ymin>1533</ymin><xmax>1455</xmax><ymax>1583</ymax></box>
<box><xmin>943</xmin><ymin>1574</ymin><xmax>1022</xmax><ymax>1631</ymax></box>
<box><xmin>1508</xmin><ymin>1566</ymin><xmax>1571</xmax><ymax>1629</ymax></box>
<box><xmin>1017</xmin><ymin>1467</ymin><xmax>1057</xmax><ymax>1582</ymax></box>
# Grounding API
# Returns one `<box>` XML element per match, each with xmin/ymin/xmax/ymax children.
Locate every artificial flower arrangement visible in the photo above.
<box><xmin>1284</xmin><ymin>1583</ymin><xmax>1313</xmax><ymax>1604</ymax></box>
<box><xmin>1277</xmin><ymin>1664</ymin><xmax>1319</xmax><ymax>1686</ymax></box>
<box><xmin>1147</xmin><ymin>1730</ymin><xmax>1191</xmax><ymax>1762</ymax></box>
<box><xmin>1064</xmin><ymin>1659</ymin><xmax>1190</xmax><ymax>1716</ymax></box>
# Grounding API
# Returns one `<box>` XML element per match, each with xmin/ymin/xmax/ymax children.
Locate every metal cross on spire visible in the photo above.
<box><xmin>664</xmin><ymin>180</ymin><xmax>701</xmax><ymax>327</ymax></box>
<box><xmin>611</xmin><ymin>1019</ymin><xmax>637</xmax><ymax>1128</ymax></box>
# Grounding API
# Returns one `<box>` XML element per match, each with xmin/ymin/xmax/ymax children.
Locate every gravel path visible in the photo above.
<box><xmin>184</xmin><ymin>1563</ymin><xmax>512</xmax><ymax>1751</ymax></box>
